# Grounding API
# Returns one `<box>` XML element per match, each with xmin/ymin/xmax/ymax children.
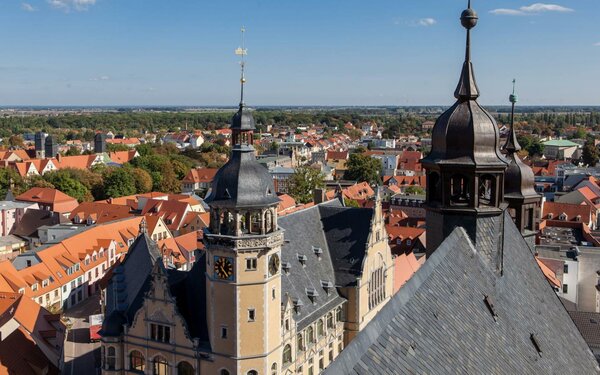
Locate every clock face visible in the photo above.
<box><xmin>214</xmin><ymin>256</ymin><xmax>234</xmax><ymax>280</ymax></box>
<box><xmin>269</xmin><ymin>254</ymin><xmax>280</xmax><ymax>276</ymax></box>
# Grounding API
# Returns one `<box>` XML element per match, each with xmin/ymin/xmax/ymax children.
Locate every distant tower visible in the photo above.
<box><xmin>34</xmin><ymin>131</ymin><xmax>47</xmax><ymax>159</ymax></box>
<box><xmin>422</xmin><ymin>1</ymin><xmax>509</xmax><ymax>261</ymax></box>
<box><xmin>204</xmin><ymin>27</ymin><xmax>283</xmax><ymax>374</ymax></box>
<box><xmin>503</xmin><ymin>80</ymin><xmax>542</xmax><ymax>243</ymax></box>
<box><xmin>44</xmin><ymin>135</ymin><xmax>58</xmax><ymax>158</ymax></box>
<box><xmin>95</xmin><ymin>133</ymin><xmax>107</xmax><ymax>154</ymax></box>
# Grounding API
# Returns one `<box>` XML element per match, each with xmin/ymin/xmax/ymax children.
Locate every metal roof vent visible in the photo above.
<box><xmin>282</xmin><ymin>262</ymin><xmax>291</xmax><ymax>274</ymax></box>
<box><xmin>530</xmin><ymin>333</ymin><xmax>542</xmax><ymax>357</ymax></box>
<box><xmin>484</xmin><ymin>295</ymin><xmax>498</xmax><ymax>322</ymax></box>
<box><xmin>313</xmin><ymin>246</ymin><xmax>323</xmax><ymax>259</ymax></box>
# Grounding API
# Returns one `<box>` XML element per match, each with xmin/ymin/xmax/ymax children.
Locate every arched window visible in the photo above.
<box><xmin>478</xmin><ymin>174</ymin><xmax>495</xmax><ymax>207</ymax></box>
<box><xmin>283</xmin><ymin>344</ymin><xmax>293</xmax><ymax>365</ymax></box>
<box><xmin>327</xmin><ymin>312</ymin><xmax>334</xmax><ymax>329</ymax></box>
<box><xmin>317</xmin><ymin>319</ymin><xmax>324</xmax><ymax>337</ymax></box>
<box><xmin>307</xmin><ymin>326</ymin><xmax>315</xmax><ymax>344</ymax></box>
<box><xmin>428</xmin><ymin>172</ymin><xmax>441</xmax><ymax>202</ymax></box>
<box><xmin>336</xmin><ymin>306</ymin><xmax>342</xmax><ymax>322</ymax></box>
<box><xmin>450</xmin><ymin>174</ymin><xmax>470</xmax><ymax>206</ymax></box>
<box><xmin>153</xmin><ymin>356</ymin><xmax>168</xmax><ymax>375</ymax></box>
<box><xmin>177</xmin><ymin>361</ymin><xmax>194</xmax><ymax>375</ymax></box>
<box><xmin>130</xmin><ymin>350</ymin><xmax>145</xmax><ymax>372</ymax></box>
<box><xmin>220</xmin><ymin>370</ymin><xmax>230</xmax><ymax>375</ymax></box>
<box><xmin>271</xmin><ymin>362</ymin><xmax>278</xmax><ymax>375</ymax></box>
<box><xmin>106</xmin><ymin>346</ymin><xmax>116</xmax><ymax>370</ymax></box>
<box><xmin>297</xmin><ymin>333</ymin><xmax>304</xmax><ymax>352</ymax></box>
<box><xmin>247</xmin><ymin>371</ymin><xmax>258</xmax><ymax>375</ymax></box>
<box><xmin>250</xmin><ymin>212</ymin><xmax>262</xmax><ymax>234</ymax></box>
<box><xmin>265</xmin><ymin>210</ymin><xmax>274</xmax><ymax>233</ymax></box>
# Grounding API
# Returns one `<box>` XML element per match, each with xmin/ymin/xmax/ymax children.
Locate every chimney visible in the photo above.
<box><xmin>313</xmin><ymin>188</ymin><xmax>326</xmax><ymax>204</ymax></box>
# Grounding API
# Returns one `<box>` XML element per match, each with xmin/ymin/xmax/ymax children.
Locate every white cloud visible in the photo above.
<box><xmin>90</xmin><ymin>75</ymin><xmax>110</xmax><ymax>81</ymax></box>
<box><xmin>21</xmin><ymin>3</ymin><xmax>37</xmax><ymax>11</ymax></box>
<box><xmin>47</xmin><ymin>0</ymin><xmax>97</xmax><ymax>12</ymax></box>
<box><xmin>594</xmin><ymin>42</ymin><xmax>600</xmax><ymax>47</ymax></box>
<box><xmin>490</xmin><ymin>3</ymin><xmax>573</xmax><ymax>16</ymax></box>
<box><xmin>417</xmin><ymin>18</ymin><xmax>437</xmax><ymax>27</ymax></box>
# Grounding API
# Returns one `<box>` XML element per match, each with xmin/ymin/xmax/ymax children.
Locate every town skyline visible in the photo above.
<box><xmin>0</xmin><ymin>0</ymin><xmax>597</xmax><ymax>106</ymax></box>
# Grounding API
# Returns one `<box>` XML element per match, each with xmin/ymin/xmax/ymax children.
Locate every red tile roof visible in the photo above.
<box><xmin>182</xmin><ymin>168</ymin><xmax>219</xmax><ymax>184</ymax></box>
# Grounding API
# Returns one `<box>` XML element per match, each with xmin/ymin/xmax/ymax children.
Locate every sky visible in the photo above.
<box><xmin>0</xmin><ymin>0</ymin><xmax>598</xmax><ymax>106</ymax></box>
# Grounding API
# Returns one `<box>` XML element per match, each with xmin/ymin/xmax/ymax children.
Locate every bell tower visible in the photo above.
<box><xmin>204</xmin><ymin>27</ymin><xmax>284</xmax><ymax>375</ymax></box>
<box><xmin>422</xmin><ymin>1</ymin><xmax>509</xmax><ymax>264</ymax></box>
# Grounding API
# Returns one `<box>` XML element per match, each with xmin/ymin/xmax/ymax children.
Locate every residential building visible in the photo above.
<box><xmin>15</xmin><ymin>187</ymin><xmax>79</xmax><ymax>216</ymax></box>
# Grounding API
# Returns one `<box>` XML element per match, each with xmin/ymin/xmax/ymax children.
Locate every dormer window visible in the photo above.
<box><xmin>282</xmin><ymin>262</ymin><xmax>291</xmax><ymax>274</ymax></box>
<box><xmin>321</xmin><ymin>280</ymin><xmax>334</xmax><ymax>295</ymax></box>
<box><xmin>547</xmin><ymin>213</ymin><xmax>554</xmax><ymax>220</ymax></box>
<box><xmin>576</xmin><ymin>215</ymin><xmax>582</xmax><ymax>222</ymax></box>
<box><xmin>559</xmin><ymin>213</ymin><xmax>568</xmax><ymax>221</ymax></box>
<box><xmin>306</xmin><ymin>288</ymin><xmax>318</xmax><ymax>304</ymax></box>
<box><xmin>293</xmin><ymin>299</ymin><xmax>303</xmax><ymax>314</ymax></box>
<box><xmin>313</xmin><ymin>246</ymin><xmax>323</xmax><ymax>258</ymax></box>
<box><xmin>297</xmin><ymin>254</ymin><xmax>307</xmax><ymax>266</ymax></box>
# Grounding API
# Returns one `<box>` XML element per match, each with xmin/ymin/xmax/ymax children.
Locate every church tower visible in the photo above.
<box><xmin>502</xmin><ymin>80</ymin><xmax>542</xmax><ymax>244</ymax></box>
<box><xmin>204</xmin><ymin>28</ymin><xmax>284</xmax><ymax>375</ymax></box>
<box><xmin>422</xmin><ymin>1</ymin><xmax>509</xmax><ymax>262</ymax></box>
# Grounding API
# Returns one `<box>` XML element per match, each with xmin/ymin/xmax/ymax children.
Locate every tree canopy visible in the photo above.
<box><xmin>345</xmin><ymin>153</ymin><xmax>382</xmax><ymax>185</ymax></box>
<box><xmin>289</xmin><ymin>166</ymin><xmax>325</xmax><ymax>204</ymax></box>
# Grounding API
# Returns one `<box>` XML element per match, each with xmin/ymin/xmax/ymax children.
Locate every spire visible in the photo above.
<box><xmin>139</xmin><ymin>217</ymin><xmax>147</xmax><ymax>235</ymax></box>
<box><xmin>454</xmin><ymin>0</ymin><xmax>480</xmax><ymax>101</ymax></box>
<box><xmin>504</xmin><ymin>79</ymin><xmax>522</xmax><ymax>153</ymax></box>
<box><xmin>235</xmin><ymin>26</ymin><xmax>248</xmax><ymax>109</ymax></box>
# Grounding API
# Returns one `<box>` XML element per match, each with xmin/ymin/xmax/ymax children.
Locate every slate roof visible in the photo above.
<box><xmin>278</xmin><ymin>201</ymin><xmax>346</xmax><ymax>330</ymax></box>
<box><xmin>325</xmin><ymin>213</ymin><xmax>600</xmax><ymax>374</ymax></box>
<box><xmin>569</xmin><ymin>311</ymin><xmax>600</xmax><ymax>348</ymax></box>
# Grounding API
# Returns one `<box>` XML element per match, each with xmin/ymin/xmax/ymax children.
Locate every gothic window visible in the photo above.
<box><xmin>130</xmin><ymin>350</ymin><xmax>145</xmax><ymax>372</ymax></box>
<box><xmin>283</xmin><ymin>344</ymin><xmax>293</xmax><ymax>365</ymax></box>
<box><xmin>429</xmin><ymin>172</ymin><xmax>441</xmax><ymax>202</ymax></box>
<box><xmin>297</xmin><ymin>333</ymin><xmax>304</xmax><ymax>352</ymax></box>
<box><xmin>307</xmin><ymin>326</ymin><xmax>315</xmax><ymax>344</ymax></box>
<box><xmin>450</xmin><ymin>174</ymin><xmax>470</xmax><ymax>206</ymax></box>
<box><xmin>271</xmin><ymin>363</ymin><xmax>278</xmax><ymax>375</ymax></box>
<box><xmin>106</xmin><ymin>346</ymin><xmax>116</xmax><ymax>370</ymax></box>
<box><xmin>317</xmin><ymin>319</ymin><xmax>324</xmax><ymax>337</ymax></box>
<box><xmin>336</xmin><ymin>306</ymin><xmax>343</xmax><ymax>322</ymax></box>
<box><xmin>478</xmin><ymin>174</ymin><xmax>495</xmax><ymax>207</ymax></box>
<box><xmin>177</xmin><ymin>361</ymin><xmax>194</xmax><ymax>375</ymax></box>
<box><xmin>327</xmin><ymin>312</ymin><xmax>334</xmax><ymax>329</ymax></box>
<box><xmin>153</xmin><ymin>356</ymin><xmax>168</xmax><ymax>375</ymax></box>
<box><xmin>368</xmin><ymin>255</ymin><xmax>386</xmax><ymax>310</ymax></box>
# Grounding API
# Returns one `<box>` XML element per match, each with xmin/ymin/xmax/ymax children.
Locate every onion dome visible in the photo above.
<box><xmin>205</xmin><ymin>146</ymin><xmax>279</xmax><ymax>209</ymax></box>
<box><xmin>422</xmin><ymin>1</ymin><xmax>507</xmax><ymax>168</ymax></box>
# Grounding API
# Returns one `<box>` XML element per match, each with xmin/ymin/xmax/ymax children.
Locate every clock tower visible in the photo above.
<box><xmin>204</xmin><ymin>27</ymin><xmax>284</xmax><ymax>375</ymax></box>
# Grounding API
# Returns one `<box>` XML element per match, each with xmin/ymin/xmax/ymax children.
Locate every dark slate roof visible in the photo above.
<box><xmin>102</xmin><ymin>234</ymin><xmax>162</xmax><ymax>336</ymax></box>
<box><xmin>569</xmin><ymin>311</ymin><xmax>600</xmax><ymax>348</ymax></box>
<box><xmin>205</xmin><ymin>147</ymin><xmax>280</xmax><ymax>209</ymax></box>
<box><xmin>318</xmin><ymin>204</ymin><xmax>373</xmax><ymax>287</ymax></box>
<box><xmin>12</xmin><ymin>209</ymin><xmax>66</xmax><ymax>238</ymax></box>
<box><xmin>169</xmin><ymin>252</ymin><xmax>210</xmax><ymax>345</ymax></box>
<box><xmin>231</xmin><ymin>105</ymin><xmax>255</xmax><ymax>131</ymax></box>
<box><xmin>278</xmin><ymin>202</ymin><xmax>345</xmax><ymax>330</ymax></box>
<box><xmin>326</xmin><ymin>213</ymin><xmax>600</xmax><ymax>374</ymax></box>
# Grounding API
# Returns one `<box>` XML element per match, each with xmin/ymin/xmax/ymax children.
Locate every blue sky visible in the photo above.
<box><xmin>0</xmin><ymin>0</ymin><xmax>597</xmax><ymax>106</ymax></box>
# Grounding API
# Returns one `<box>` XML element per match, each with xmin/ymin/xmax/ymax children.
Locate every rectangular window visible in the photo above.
<box><xmin>564</xmin><ymin>264</ymin><xmax>569</xmax><ymax>274</ymax></box>
<box><xmin>563</xmin><ymin>284</ymin><xmax>568</xmax><ymax>294</ymax></box>
<box><xmin>246</xmin><ymin>258</ymin><xmax>257</xmax><ymax>271</ymax></box>
<box><xmin>221</xmin><ymin>326</ymin><xmax>228</xmax><ymax>339</ymax></box>
<box><xmin>329</xmin><ymin>350</ymin><xmax>334</xmax><ymax>362</ymax></box>
<box><xmin>272</xmin><ymin>287</ymin><xmax>276</xmax><ymax>300</ymax></box>
<box><xmin>150</xmin><ymin>323</ymin><xmax>171</xmax><ymax>343</ymax></box>
<box><xmin>248</xmin><ymin>309</ymin><xmax>256</xmax><ymax>322</ymax></box>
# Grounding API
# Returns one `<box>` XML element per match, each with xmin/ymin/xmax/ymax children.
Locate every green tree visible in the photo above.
<box><xmin>7</xmin><ymin>135</ymin><xmax>24</xmax><ymax>148</ymax></box>
<box><xmin>0</xmin><ymin>169</ymin><xmax>24</xmax><ymax>197</ymax></box>
<box><xmin>343</xmin><ymin>198</ymin><xmax>360</xmax><ymax>208</ymax></box>
<box><xmin>107</xmin><ymin>143</ymin><xmax>130</xmax><ymax>152</ymax></box>
<box><xmin>103</xmin><ymin>168</ymin><xmax>137</xmax><ymax>198</ymax></box>
<box><xmin>131</xmin><ymin>167</ymin><xmax>153</xmax><ymax>193</ymax></box>
<box><xmin>405</xmin><ymin>186</ymin><xmax>426</xmax><ymax>195</ymax></box>
<box><xmin>289</xmin><ymin>166</ymin><xmax>325</xmax><ymax>204</ymax></box>
<box><xmin>44</xmin><ymin>171</ymin><xmax>91</xmax><ymax>202</ymax></box>
<box><xmin>65</xmin><ymin>146</ymin><xmax>80</xmax><ymax>156</ymax></box>
<box><xmin>572</xmin><ymin>127</ymin><xmax>587</xmax><ymax>140</ymax></box>
<box><xmin>582</xmin><ymin>139</ymin><xmax>599</xmax><ymax>167</ymax></box>
<box><xmin>345</xmin><ymin>153</ymin><xmax>382</xmax><ymax>185</ymax></box>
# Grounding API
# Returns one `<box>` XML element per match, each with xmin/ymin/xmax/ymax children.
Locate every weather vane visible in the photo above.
<box><xmin>235</xmin><ymin>26</ymin><xmax>248</xmax><ymax>105</ymax></box>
